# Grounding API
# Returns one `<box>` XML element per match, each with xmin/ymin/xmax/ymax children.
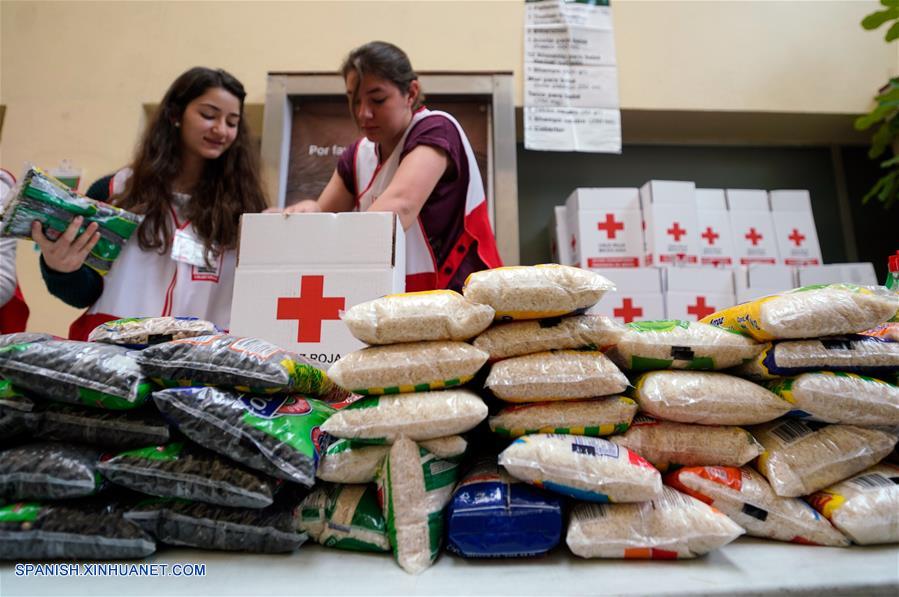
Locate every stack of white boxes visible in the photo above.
<box><xmin>564</xmin><ymin>188</ymin><xmax>645</xmax><ymax>269</ymax></box>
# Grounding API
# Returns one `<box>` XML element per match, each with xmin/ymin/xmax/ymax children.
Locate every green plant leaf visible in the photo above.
<box><xmin>862</xmin><ymin>8</ymin><xmax>899</xmax><ymax>29</ymax></box>
<box><xmin>855</xmin><ymin>103</ymin><xmax>896</xmax><ymax>130</ymax></box>
<box><xmin>876</xmin><ymin>87</ymin><xmax>899</xmax><ymax>103</ymax></box>
<box><xmin>882</xmin><ymin>0</ymin><xmax>899</xmax><ymax>8</ymax></box>
<box><xmin>880</xmin><ymin>154</ymin><xmax>899</xmax><ymax>167</ymax></box>
<box><xmin>870</xmin><ymin>122</ymin><xmax>893</xmax><ymax>158</ymax></box>
<box><xmin>887</xmin><ymin>20</ymin><xmax>899</xmax><ymax>40</ymax></box>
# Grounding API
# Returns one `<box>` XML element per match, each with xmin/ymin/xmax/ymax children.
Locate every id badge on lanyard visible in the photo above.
<box><xmin>171</xmin><ymin>226</ymin><xmax>211</xmax><ymax>267</ymax></box>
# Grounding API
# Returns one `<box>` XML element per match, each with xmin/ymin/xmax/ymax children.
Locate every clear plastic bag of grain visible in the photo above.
<box><xmin>473</xmin><ymin>315</ymin><xmax>624</xmax><ymax>361</ymax></box>
<box><xmin>765</xmin><ymin>372</ymin><xmax>899</xmax><ymax>425</ymax></box>
<box><xmin>609</xmin><ymin>320</ymin><xmax>763</xmax><ymax>371</ymax></box>
<box><xmin>734</xmin><ymin>335</ymin><xmax>899</xmax><ymax>381</ymax></box>
<box><xmin>632</xmin><ymin>371</ymin><xmax>790</xmax><ymax>425</ymax></box>
<box><xmin>342</xmin><ymin>290</ymin><xmax>495</xmax><ymax>345</ymax></box>
<box><xmin>751</xmin><ymin>420</ymin><xmax>898</xmax><ymax>497</ymax></box>
<box><xmin>88</xmin><ymin>316</ymin><xmax>222</xmax><ymax>348</ymax></box>
<box><xmin>317</xmin><ymin>435</ymin><xmax>467</xmax><ymax>484</ymax></box>
<box><xmin>298</xmin><ymin>484</ymin><xmax>390</xmax><ymax>552</ymax></box>
<box><xmin>498</xmin><ymin>433</ymin><xmax>661</xmax><ymax>503</ymax></box>
<box><xmin>806</xmin><ymin>463</ymin><xmax>899</xmax><ymax>545</ymax></box>
<box><xmin>320</xmin><ymin>390</ymin><xmax>487</xmax><ymax>444</ymax></box>
<box><xmin>666</xmin><ymin>466</ymin><xmax>848</xmax><ymax>546</ymax></box>
<box><xmin>566</xmin><ymin>487</ymin><xmax>744</xmax><ymax>559</ymax></box>
<box><xmin>486</xmin><ymin>350</ymin><xmax>629</xmax><ymax>403</ymax></box>
<box><xmin>327</xmin><ymin>341</ymin><xmax>488</xmax><ymax>395</ymax></box>
<box><xmin>462</xmin><ymin>265</ymin><xmax>615</xmax><ymax>321</ymax></box>
<box><xmin>701</xmin><ymin>284</ymin><xmax>899</xmax><ymax>341</ymax></box>
<box><xmin>489</xmin><ymin>397</ymin><xmax>637</xmax><ymax>439</ymax></box>
<box><xmin>611</xmin><ymin>416</ymin><xmax>762</xmax><ymax>471</ymax></box>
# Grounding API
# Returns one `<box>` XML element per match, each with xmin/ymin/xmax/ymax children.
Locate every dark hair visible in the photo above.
<box><xmin>340</xmin><ymin>41</ymin><xmax>424</xmax><ymax>111</ymax></box>
<box><xmin>113</xmin><ymin>66</ymin><xmax>267</xmax><ymax>253</ymax></box>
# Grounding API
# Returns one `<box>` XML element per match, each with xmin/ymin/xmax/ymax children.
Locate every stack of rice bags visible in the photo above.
<box><xmin>318</xmin><ymin>290</ymin><xmax>493</xmax><ymax>573</ymax></box>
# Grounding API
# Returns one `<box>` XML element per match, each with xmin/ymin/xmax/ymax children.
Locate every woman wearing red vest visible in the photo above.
<box><xmin>283</xmin><ymin>41</ymin><xmax>502</xmax><ymax>292</ymax></box>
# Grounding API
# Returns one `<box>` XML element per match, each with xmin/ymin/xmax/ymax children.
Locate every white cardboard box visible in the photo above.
<box><xmin>566</xmin><ymin>188</ymin><xmax>644</xmax><ymax>268</ymax></box>
<box><xmin>769</xmin><ymin>190</ymin><xmax>823</xmax><ymax>266</ymax></box>
<box><xmin>734</xmin><ymin>264</ymin><xmax>796</xmax><ymax>303</ymax></box>
<box><xmin>664</xmin><ymin>267</ymin><xmax>735</xmax><ymax>321</ymax></box>
<box><xmin>230</xmin><ymin>212</ymin><xmax>406</xmax><ymax>368</ymax></box>
<box><xmin>549</xmin><ymin>205</ymin><xmax>573</xmax><ymax>265</ymax></box>
<box><xmin>588</xmin><ymin>267</ymin><xmax>665</xmax><ymax>323</ymax></box>
<box><xmin>639</xmin><ymin>180</ymin><xmax>700</xmax><ymax>267</ymax></box>
<box><xmin>726</xmin><ymin>189</ymin><xmax>780</xmax><ymax>266</ymax></box>
<box><xmin>695</xmin><ymin>188</ymin><xmax>737</xmax><ymax>268</ymax></box>
<box><xmin>797</xmin><ymin>263</ymin><xmax>878</xmax><ymax>286</ymax></box>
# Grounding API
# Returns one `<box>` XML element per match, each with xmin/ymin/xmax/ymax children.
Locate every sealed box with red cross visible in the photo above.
<box><xmin>664</xmin><ymin>267</ymin><xmax>735</xmax><ymax>321</ymax></box>
<box><xmin>550</xmin><ymin>205</ymin><xmax>573</xmax><ymax>265</ymax></box>
<box><xmin>587</xmin><ymin>267</ymin><xmax>665</xmax><ymax>324</ymax></box>
<box><xmin>734</xmin><ymin>264</ymin><xmax>796</xmax><ymax>303</ymax></box>
<box><xmin>726</xmin><ymin>189</ymin><xmax>780</xmax><ymax>266</ymax></box>
<box><xmin>565</xmin><ymin>187</ymin><xmax>645</xmax><ymax>268</ymax></box>
<box><xmin>768</xmin><ymin>190</ymin><xmax>823</xmax><ymax>266</ymax></box>
<box><xmin>695</xmin><ymin>188</ymin><xmax>736</xmax><ymax>268</ymax></box>
<box><xmin>229</xmin><ymin>212</ymin><xmax>405</xmax><ymax>369</ymax></box>
<box><xmin>638</xmin><ymin>180</ymin><xmax>699</xmax><ymax>266</ymax></box>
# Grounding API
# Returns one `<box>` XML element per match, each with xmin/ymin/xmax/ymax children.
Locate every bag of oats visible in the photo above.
<box><xmin>342</xmin><ymin>290</ymin><xmax>495</xmax><ymax>345</ymax></box>
<box><xmin>701</xmin><ymin>284</ymin><xmax>899</xmax><ymax>341</ymax></box>
<box><xmin>463</xmin><ymin>265</ymin><xmax>615</xmax><ymax>321</ymax></box>
<box><xmin>632</xmin><ymin>371</ymin><xmax>790</xmax><ymax>425</ymax></box>
<box><xmin>473</xmin><ymin>315</ymin><xmax>624</xmax><ymax>362</ymax></box>
<box><xmin>377</xmin><ymin>437</ymin><xmax>462</xmax><ymax>574</ymax></box>
<box><xmin>489</xmin><ymin>397</ymin><xmax>637</xmax><ymax>439</ymax></box>
<box><xmin>566</xmin><ymin>487</ymin><xmax>744</xmax><ymax>559</ymax></box>
<box><xmin>765</xmin><ymin>372</ymin><xmax>899</xmax><ymax>425</ymax></box>
<box><xmin>735</xmin><ymin>335</ymin><xmax>899</xmax><ymax>381</ymax></box>
<box><xmin>137</xmin><ymin>334</ymin><xmax>331</xmax><ymax>395</ymax></box>
<box><xmin>611</xmin><ymin>416</ymin><xmax>762</xmax><ymax>471</ymax></box>
<box><xmin>806</xmin><ymin>463</ymin><xmax>899</xmax><ymax>545</ymax></box>
<box><xmin>751</xmin><ymin>420</ymin><xmax>898</xmax><ymax>497</ymax></box>
<box><xmin>327</xmin><ymin>341</ymin><xmax>488</xmax><ymax>395</ymax></box>
<box><xmin>317</xmin><ymin>435</ymin><xmax>467</xmax><ymax>484</ymax></box>
<box><xmin>609</xmin><ymin>320</ymin><xmax>763</xmax><ymax>371</ymax></box>
<box><xmin>0</xmin><ymin>340</ymin><xmax>152</xmax><ymax>409</ymax></box>
<box><xmin>0</xmin><ymin>443</ymin><xmax>104</xmax><ymax>500</ymax></box>
<box><xmin>666</xmin><ymin>466</ymin><xmax>849</xmax><ymax>546</ymax></box>
<box><xmin>486</xmin><ymin>351</ymin><xmax>629</xmax><ymax>403</ymax></box>
<box><xmin>320</xmin><ymin>389</ymin><xmax>486</xmax><ymax>444</ymax></box>
<box><xmin>298</xmin><ymin>484</ymin><xmax>389</xmax><ymax>552</ymax></box>
<box><xmin>31</xmin><ymin>403</ymin><xmax>170</xmax><ymax>449</ymax></box>
<box><xmin>153</xmin><ymin>387</ymin><xmax>334</xmax><ymax>486</ymax></box>
<box><xmin>499</xmin><ymin>433</ymin><xmax>661</xmax><ymax>503</ymax></box>
<box><xmin>88</xmin><ymin>316</ymin><xmax>222</xmax><ymax>348</ymax></box>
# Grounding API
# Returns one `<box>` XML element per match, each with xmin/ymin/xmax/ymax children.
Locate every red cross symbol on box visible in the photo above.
<box><xmin>667</xmin><ymin>222</ymin><xmax>686</xmax><ymax>242</ymax></box>
<box><xmin>744</xmin><ymin>227</ymin><xmax>763</xmax><ymax>246</ymax></box>
<box><xmin>613</xmin><ymin>298</ymin><xmax>643</xmax><ymax>323</ymax></box>
<box><xmin>276</xmin><ymin>275</ymin><xmax>345</xmax><ymax>343</ymax></box>
<box><xmin>788</xmin><ymin>228</ymin><xmax>806</xmax><ymax>247</ymax></box>
<box><xmin>701</xmin><ymin>226</ymin><xmax>720</xmax><ymax>246</ymax></box>
<box><xmin>596</xmin><ymin>213</ymin><xmax>625</xmax><ymax>239</ymax></box>
<box><xmin>687</xmin><ymin>296</ymin><xmax>716</xmax><ymax>320</ymax></box>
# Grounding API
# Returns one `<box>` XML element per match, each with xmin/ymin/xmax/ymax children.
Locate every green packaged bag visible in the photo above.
<box><xmin>299</xmin><ymin>484</ymin><xmax>389</xmax><ymax>552</ymax></box>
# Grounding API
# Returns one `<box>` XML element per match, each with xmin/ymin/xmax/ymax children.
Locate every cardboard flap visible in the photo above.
<box><xmin>726</xmin><ymin>189</ymin><xmax>770</xmax><ymax>211</ymax></box>
<box><xmin>769</xmin><ymin>190</ymin><xmax>812</xmax><ymax>212</ymax></box>
<box><xmin>566</xmin><ymin>187</ymin><xmax>641</xmax><ymax>210</ymax></box>
<box><xmin>641</xmin><ymin>180</ymin><xmax>696</xmax><ymax>205</ymax></box>
<box><xmin>696</xmin><ymin>188</ymin><xmax>727</xmax><ymax>210</ymax></box>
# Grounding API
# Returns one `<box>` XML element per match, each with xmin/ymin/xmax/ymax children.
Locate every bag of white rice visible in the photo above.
<box><xmin>610</xmin><ymin>320</ymin><xmax>763</xmax><ymax>371</ymax></box>
<box><xmin>806</xmin><ymin>463</ymin><xmax>899</xmax><ymax>545</ymax></box>
<box><xmin>88</xmin><ymin>316</ymin><xmax>221</xmax><ymax>348</ymax></box>
<box><xmin>632</xmin><ymin>371</ymin><xmax>790</xmax><ymax>425</ymax></box>
<box><xmin>377</xmin><ymin>437</ymin><xmax>461</xmax><ymax>574</ymax></box>
<box><xmin>666</xmin><ymin>466</ymin><xmax>848</xmax><ymax>546</ymax></box>
<box><xmin>751</xmin><ymin>420</ymin><xmax>898</xmax><ymax>497</ymax></box>
<box><xmin>734</xmin><ymin>335</ymin><xmax>899</xmax><ymax>381</ymax></box>
<box><xmin>486</xmin><ymin>351</ymin><xmax>629</xmax><ymax>403</ymax></box>
<box><xmin>342</xmin><ymin>290</ymin><xmax>494</xmax><ymax>345</ymax></box>
<box><xmin>765</xmin><ymin>372</ymin><xmax>899</xmax><ymax>425</ymax></box>
<box><xmin>317</xmin><ymin>435</ymin><xmax>467</xmax><ymax>484</ymax></box>
<box><xmin>701</xmin><ymin>284</ymin><xmax>899</xmax><ymax>341</ymax></box>
<box><xmin>489</xmin><ymin>397</ymin><xmax>637</xmax><ymax>439</ymax></box>
<box><xmin>327</xmin><ymin>341</ymin><xmax>488</xmax><ymax>395</ymax></box>
<box><xmin>566</xmin><ymin>487</ymin><xmax>744</xmax><ymax>559</ymax></box>
<box><xmin>462</xmin><ymin>265</ymin><xmax>615</xmax><ymax>321</ymax></box>
<box><xmin>320</xmin><ymin>390</ymin><xmax>487</xmax><ymax>444</ymax></box>
<box><xmin>298</xmin><ymin>484</ymin><xmax>390</xmax><ymax>552</ymax></box>
<box><xmin>473</xmin><ymin>315</ymin><xmax>624</xmax><ymax>361</ymax></box>
<box><xmin>611</xmin><ymin>416</ymin><xmax>762</xmax><ymax>471</ymax></box>
<box><xmin>498</xmin><ymin>433</ymin><xmax>661</xmax><ymax>503</ymax></box>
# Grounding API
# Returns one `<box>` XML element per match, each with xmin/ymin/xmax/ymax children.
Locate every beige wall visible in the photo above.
<box><xmin>0</xmin><ymin>0</ymin><xmax>892</xmax><ymax>336</ymax></box>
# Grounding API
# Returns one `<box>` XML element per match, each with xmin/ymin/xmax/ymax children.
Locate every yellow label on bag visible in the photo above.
<box><xmin>700</xmin><ymin>295</ymin><xmax>778</xmax><ymax>341</ymax></box>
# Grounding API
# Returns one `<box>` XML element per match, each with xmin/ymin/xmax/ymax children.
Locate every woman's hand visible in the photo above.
<box><xmin>283</xmin><ymin>200</ymin><xmax>322</xmax><ymax>214</ymax></box>
<box><xmin>32</xmin><ymin>216</ymin><xmax>101</xmax><ymax>273</ymax></box>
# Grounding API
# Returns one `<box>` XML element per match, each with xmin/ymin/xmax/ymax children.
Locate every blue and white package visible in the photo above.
<box><xmin>445</xmin><ymin>458</ymin><xmax>562</xmax><ymax>558</ymax></box>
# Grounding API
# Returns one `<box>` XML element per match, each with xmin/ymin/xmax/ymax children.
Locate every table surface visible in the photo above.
<box><xmin>2</xmin><ymin>538</ymin><xmax>898</xmax><ymax>597</ymax></box>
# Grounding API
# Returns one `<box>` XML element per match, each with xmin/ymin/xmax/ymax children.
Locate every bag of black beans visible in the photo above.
<box><xmin>0</xmin><ymin>332</ymin><xmax>55</xmax><ymax>348</ymax></box>
<box><xmin>100</xmin><ymin>442</ymin><xmax>276</xmax><ymax>508</ymax></box>
<box><xmin>153</xmin><ymin>387</ymin><xmax>334</xmax><ymax>486</ymax></box>
<box><xmin>0</xmin><ymin>381</ymin><xmax>38</xmax><ymax>441</ymax></box>
<box><xmin>0</xmin><ymin>443</ymin><xmax>105</xmax><ymax>500</ymax></box>
<box><xmin>32</xmin><ymin>403</ymin><xmax>170</xmax><ymax>449</ymax></box>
